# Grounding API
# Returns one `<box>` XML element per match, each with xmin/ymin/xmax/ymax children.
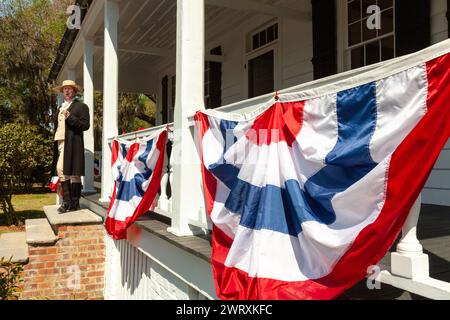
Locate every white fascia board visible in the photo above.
<box><xmin>56</xmin><ymin>0</ymin><xmax>105</xmax><ymax>84</ymax></box>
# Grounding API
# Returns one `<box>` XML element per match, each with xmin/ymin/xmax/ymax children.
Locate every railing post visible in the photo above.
<box><xmin>100</xmin><ymin>0</ymin><xmax>119</xmax><ymax>203</ymax></box>
<box><xmin>158</xmin><ymin>145</ymin><xmax>170</xmax><ymax>211</ymax></box>
<box><xmin>391</xmin><ymin>194</ymin><xmax>429</xmax><ymax>279</ymax></box>
<box><xmin>168</xmin><ymin>137</ymin><xmax>174</xmax><ymax>213</ymax></box>
<box><xmin>168</xmin><ymin>0</ymin><xmax>205</xmax><ymax>236</ymax></box>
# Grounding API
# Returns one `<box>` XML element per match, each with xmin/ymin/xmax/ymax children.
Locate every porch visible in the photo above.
<box><xmin>50</xmin><ymin>0</ymin><xmax>450</xmax><ymax>299</ymax></box>
<box><xmin>80</xmin><ymin>192</ymin><xmax>450</xmax><ymax>300</ymax></box>
<box><xmin>343</xmin><ymin>203</ymin><xmax>450</xmax><ymax>299</ymax></box>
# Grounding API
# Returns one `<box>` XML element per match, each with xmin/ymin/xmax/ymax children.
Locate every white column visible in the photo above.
<box><xmin>82</xmin><ymin>38</ymin><xmax>96</xmax><ymax>194</ymax></box>
<box><xmin>391</xmin><ymin>194</ymin><xmax>429</xmax><ymax>279</ymax></box>
<box><xmin>56</xmin><ymin>77</ymin><xmax>68</xmax><ymax>206</ymax></box>
<box><xmin>100</xmin><ymin>0</ymin><xmax>119</xmax><ymax>202</ymax></box>
<box><xmin>55</xmin><ymin>87</ymin><xmax>63</xmax><ymax>205</ymax></box>
<box><xmin>168</xmin><ymin>0</ymin><xmax>205</xmax><ymax>236</ymax></box>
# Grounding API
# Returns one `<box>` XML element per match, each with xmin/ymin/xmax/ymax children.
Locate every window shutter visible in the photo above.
<box><xmin>395</xmin><ymin>0</ymin><xmax>430</xmax><ymax>56</ymax></box>
<box><xmin>161</xmin><ymin>76</ymin><xmax>168</xmax><ymax>124</ymax></box>
<box><xmin>208</xmin><ymin>62</ymin><xmax>222</xmax><ymax>109</ymax></box>
<box><xmin>205</xmin><ymin>46</ymin><xmax>222</xmax><ymax>109</ymax></box>
<box><xmin>447</xmin><ymin>0</ymin><xmax>450</xmax><ymax>38</ymax></box>
<box><xmin>311</xmin><ymin>0</ymin><xmax>337</xmax><ymax>79</ymax></box>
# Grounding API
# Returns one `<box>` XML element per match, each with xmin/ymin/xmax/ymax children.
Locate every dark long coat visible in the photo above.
<box><xmin>51</xmin><ymin>100</ymin><xmax>90</xmax><ymax>177</ymax></box>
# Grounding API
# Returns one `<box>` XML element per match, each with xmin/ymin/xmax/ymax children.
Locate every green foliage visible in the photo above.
<box><xmin>0</xmin><ymin>0</ymin><xmax>72</xmax><ymax>128</ymax></box>
<box><xmin>0</xmin><ymin>123</ymin><xmax>52</xmax><ymax>225</ymax></box>
<box><xmin>0</xmin><ymin>256</ymin><xmax>24</xmax><ymax>300</ymax></box>
<box><xmin>0</xmin><ymin>0</ymin><xmax>63</xmax><ymax>224</ymax></box>
<box><xmin>93</xmin><ymin>92</ymin><xmax>156</xmax><ymax>150</ymax></box>
<box><xmin>0</xmin><ymin>0</ymin><xmax>157</xmax><ymax>148</ymax></box>
<box><xmin>93</xmin><ymin>91</ymin><xmax>103</xmax><ymax>151</ymax></box>
<box><xmin>118</xmin><ymin>93</ymin><xmax>156</xmax><ymax>134</ymax></box>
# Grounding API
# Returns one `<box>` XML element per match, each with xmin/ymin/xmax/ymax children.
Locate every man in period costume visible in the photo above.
<box><xmin>51</xmin><ymin>80</ymin><xmax>90</xmax><ymax>213</ymax></box>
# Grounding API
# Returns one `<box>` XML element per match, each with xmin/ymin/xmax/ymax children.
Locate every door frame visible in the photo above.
<box><xmin>241</xmin><ymin>18</ymin><xmax>281</xmax><ymax>99</ymax></box>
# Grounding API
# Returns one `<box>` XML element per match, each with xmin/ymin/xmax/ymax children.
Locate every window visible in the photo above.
<box><xmin>246</xmin><ymin>22</ymin><xmax>278</xmax><ymax>98</ymax></box>
<box><xmin>169</xmin><ymin>75</ymin><xmax>175</xmax><ymax>122</ymax></box>
<box><xmin>248</xmin><ymin>50</ymin><xmax>274</xmax><ymax>98</ymax></box>
<box><xmin>161</xmin><ymin>76</ymin><xmax>168</xmax><ymax>124</ymax></box>
<box><xmin>160</xmin><ymin>75</ymin><xmax>175</xmax><ymax>123</ymax></box>
<box><xmin>204</xmin><ymin>46</ymin><xmax>222</xmax><ymax>109</ymax></box>
<box><xmin>346</xmin><ymin>0</ymin><xmax>395</xmax><ymax>69</ymax></box>
<box><xmin>250</xmin><ymin>23</ymin><xmax>278</xmax><ymax>52</ymax></box>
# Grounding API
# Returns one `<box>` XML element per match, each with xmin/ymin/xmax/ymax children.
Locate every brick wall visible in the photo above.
<box><xmin>19</xmin><ymin>224</ymin><xmax>105</xmax><ymax>300</ymax></box>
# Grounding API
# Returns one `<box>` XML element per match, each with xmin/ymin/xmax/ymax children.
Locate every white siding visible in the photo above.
<box><xmin>149</xmin><ymin>1</ymin><xmax>450</xmax><ymax>205</ymax></box>
<box><xmin>219</xmin><ymin>28</ymin><xmax>245</xmax><ymax>106</ymax></box>
<box><xmin>104</xmin><ymin>236</ymin><xmax>211</xmax><ymax>300</ymax></box>
<box><xmin>281</xmin><ymin>18</ymin><xmax>313</xmax><ymax>88</ymax></box>
<box><xmin>431</xmin><ymin>0</ymin><xmax>448</xmax><ymax>44</ymax></box>
<box><xmin>218</xmin><ymin>14</ymin><xmax>314</xmax><ymax>106</ymax></box>
<box><xmin>424</xmin><ymin>1</ymin><xmax>450</xmax><ymax>206</ymax></box>
<box><xmin>151</xmin><ymin>4</ymin><xmax>315</xmax><ymax>110</ymax></box>
<box><xmin>424</xmin><ymin>139</ymin><xmax>450</xmax><ymax>206</ymax></box>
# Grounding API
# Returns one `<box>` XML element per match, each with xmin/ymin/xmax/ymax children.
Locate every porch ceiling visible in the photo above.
<box><xmin>68</xmin><ymin>0</ymin><xmax>311</xmax><ymax>94</ymax></box>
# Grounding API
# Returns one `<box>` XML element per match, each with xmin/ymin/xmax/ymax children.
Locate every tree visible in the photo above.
<box><xmin>0</xmin><ymin>123</ymin><xmax>52</xmax><ymax>226</ymax></box>
<box><xmin>118</xmin><ymin>93</ymin><xmax>156</xmax><ymax>134</ymax></box>
<box><xmin>93</xmin><ymin>91</ymin><xmax>103</xmax><ymax>151</ymax></box>
<box><xmin>93</xmin><ymin>92</ymin><xmax>156</xmax><ymax>150</ymax></box>
<box><xmin>0</xmin><ymin>0</ymin><xmax>72</xmax><ymax>129</ymax></box>
<box><xmin>0</xmin><ymin>1</ymin><xmax>68</xmax><ymax>227</ymax></box>
<box><xmin>0</xmin><ymin>87</ymin><xmax>18</xmax><ymax>126</ymax></box>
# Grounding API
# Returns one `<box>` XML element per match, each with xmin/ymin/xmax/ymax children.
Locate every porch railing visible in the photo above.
<box><xmin>183</xmin><ymin>83</ymin><xmax>443</xmax><ymax>297</ymax></box>
<box><xmin>100</xmin><ymin>95</ymin><xmax>449</xmax><ymax>299</ymax></box>
<box><xmin>106</xmin><ymin>123</ymin><xmax>174</xmax><ymax>220</ymax></box>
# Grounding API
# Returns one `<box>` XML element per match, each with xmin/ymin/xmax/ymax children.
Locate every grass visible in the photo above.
<box><xmin>0</xmin><ymin>192</ymin><xmax>55</xmax><ymax>234</ymax></box>
<box><xmin>11</xmin><ymin>193</ymin><xmax>55</xmax><ymax>215</ymax></box>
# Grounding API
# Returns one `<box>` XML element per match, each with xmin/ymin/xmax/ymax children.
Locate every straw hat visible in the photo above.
<box><xmin>52</xmin><ymin>80</ymin><xmax>83</xmax><ymax>93</ymax></box>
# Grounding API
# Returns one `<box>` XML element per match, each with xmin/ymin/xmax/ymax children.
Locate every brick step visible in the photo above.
<box><xmin>43</xmin><ymin>205</ymin><xmax>103</xmax><ymax>228</ymax></box>
<box><xmin>0</xmin><ymin>232</ymin><xmax>28</xmax><ymax>263</ymax></box>
<box><xmin>25</xmin><ymin>219</ymin><xmax>58</xmax><ymax>246</ymax></box>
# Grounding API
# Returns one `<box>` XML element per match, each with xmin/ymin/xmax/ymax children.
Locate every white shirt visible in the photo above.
<box><xmin>54</xmin><ymin>99</ymin><xmax>73</xmax><ymax>141</ymax></box>
<box><xmin>61</xmin><ymin>99</ymin><xmax>73</xmax><ymax>110</ymax></box>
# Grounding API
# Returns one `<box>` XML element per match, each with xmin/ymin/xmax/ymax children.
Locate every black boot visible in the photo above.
<box><xmin>58</xmin><ymin>180</ymin><xmax>72</xmax><ymax>213</ymax></box>
<box><xmin>70</xmin><ymin>182</ymin><xmax>82</xmax><ymax>211</ymax></box>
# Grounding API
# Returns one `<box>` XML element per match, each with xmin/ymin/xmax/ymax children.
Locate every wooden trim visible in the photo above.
<box><xmin>94</xmin><ymin>41</ymin><xmax>171</xmax><ymax>57</ymax></box>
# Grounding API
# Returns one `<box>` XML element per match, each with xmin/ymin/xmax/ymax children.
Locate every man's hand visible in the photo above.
<box><xmin>61</xmin><ymin>109</ymin><xmax>70</xmax><ymax>119</ymax></box>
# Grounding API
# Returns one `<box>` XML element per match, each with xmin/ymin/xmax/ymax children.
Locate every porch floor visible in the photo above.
<box><xmin>81</xmin><ymin>193</ymin><xmax>450</xmax><ymax>300</ymax></box>
<box><xmin>341</xmin><ymin>203</ymin><xmax>450</xmax><ymax>300</ymax></box>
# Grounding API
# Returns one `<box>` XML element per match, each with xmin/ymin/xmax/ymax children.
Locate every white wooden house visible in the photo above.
<box><xmin>49</xmin><ymin>0</ymin><xmax>450</xmax><ymax>299</ymax></box>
